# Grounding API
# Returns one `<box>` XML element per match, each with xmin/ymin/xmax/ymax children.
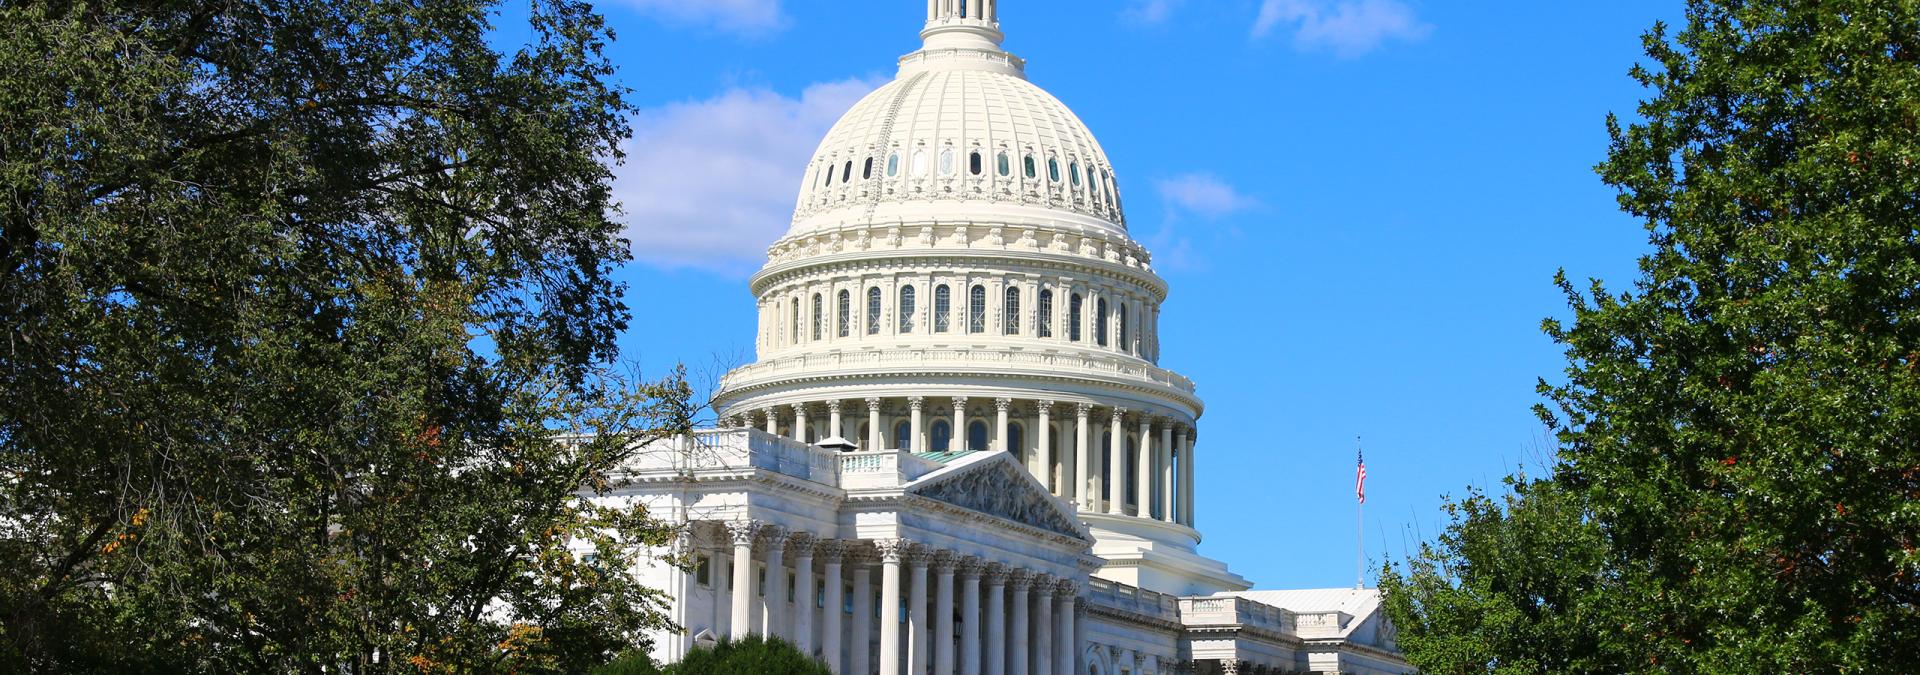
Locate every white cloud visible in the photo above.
<box><xmin>1122</xmin><ymin>0</ymin><xmax>1184</xmax><ymax>25</ymax></box>
<box><xmin>613</xmin><ymin>79</ymin><xmax>881</xmax><ymax>273</ymax></box>
<box><xmin>611</xmin><ymin>0</ymin><xmax>786</xmax><ymax>36</ymax></box>
<box><xmin>1154</xmin><ymin>173</ymin><xmax>1258</xmax><ymax>219</ymax></box>
<box><xmin>1252</xmin><ymin>0</ymin><xmax>1430</xmax><ymax>57</ymax></box>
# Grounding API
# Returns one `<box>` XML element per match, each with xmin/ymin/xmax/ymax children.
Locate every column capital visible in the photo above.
<box><xmin>786</xmin><ymin>532</ymin><xmax>817</xmax><ymax>557</ymax></box>
<box><xmin>982</xmin><ymin>562</ymin><xmax>1011</xmax><ymax>585</ymax></box>
<box><xmin>866</xmin><ymin>396</ymin><xmax>883</xmax><ymax>409</ymax></box>
<box><xmin>931</xmin><ymin>549</ymin><xmax>959</xmax><ymax>572</ymax></box>
<box><xmin>725</xmin><ymin>520</ymin><xmax>765</xmax><ymax>546</ymax></box>
<box><xmin>1008</xmin><ymin>568</ymin><xmax>1034</xmax><ymax>591</ymax></box>
<box><xmin>816</xmin><ymin>539</ymin><xmax>847</xmax><ymax>563</ymax></box>
<box><xmin>1029</xmin><ymin>573</ymin><xmax>1057</xmax><ymax>596</ymax></box>
<box><xmin>826</xmin><ymin>399</ymin><xmax>843</xmax><ymax>413</ymax></box>
<box><xmin>994</xmin><ymin>397</ymin><xmax>1013</xmax><ymax>412</ymax></box>
<box><xmin>759</xmin><ymin>523</ymin><xmax>789</xmax><ymax>545</ymax></box>
<box><xmin>1037</xmin><ymin>399</ymin><xmax>1056</xmax><ymax>413</ymax></box>
<box><xmin>905</xmin><ymin>543</ymin><xmax>935</xmax><ymax>568</ymax></box>
<box><xmin>874</xmin><ymin>538</ymin><xmax>913</xmax><ymax>563</ymax></box>
<box><xmin>956</xmin><ymin>555</ymin><xmax>986</xmax><ymax>579</ymax></box>
<box><xmin>952</xmin><ymin>395</ymin><xmax>969</xmax><ymax>413</ymax></box>
<box><xmin>1054</xmin><ymin>579</ymin><xmax>1080</xmax><ymax>598</ymax></box>
<box><xmin>792</xmin><ymin>402</ymin><xmax>808</xmax><ymax>413</ymax></box>
<box><xmin>908</xmin><ymin>396</ymin><xmax>926</xmax><ymax>410</ymax></box>
<box><xmin>1075</xmin><ymin>402</ymin><xmax>1094</xmax><ymax>417</ymax></box>
<box><xmin>1109</xmin><ymin>407</ymin><xmax>1127</xmax><ymax>422</ymax></box>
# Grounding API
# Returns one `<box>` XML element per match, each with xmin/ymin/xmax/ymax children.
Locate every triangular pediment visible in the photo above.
<box><xmin>905</xmin><ymin>452</ymin><xmax>1087</xmax><ymax>542</ymax></box>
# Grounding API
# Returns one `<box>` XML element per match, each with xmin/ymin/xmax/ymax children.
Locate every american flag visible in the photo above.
<box><xmin>1356</xmin><ymin>447</ymin><xmax>1367</xmax><ymax>504</ymax></box>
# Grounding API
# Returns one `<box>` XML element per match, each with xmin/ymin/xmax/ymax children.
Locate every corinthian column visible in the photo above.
<box><xmin>852</xmin><ymin>558</ymin><xmax>874</xmax><ymax>675</ymax></box>
<box><xmin>1031</xmin><ymin>577</ymin><xmax>1053</xmax><ymax>675</ymax></box>
<box><xmin>1007</xmin><ymin>570</ymin><xmax>1032</xmax><ymax>675</ymax></box>
<box><xmin>765</xmin><ymin>408</ymin><xmax>779</xmax><ymax>435</ymax></box>
<box><xmin>1136</xmin><ymin>416</ymin><xmax>1153</xmax><ymax>518</ymax></box>
<box><xmin>1160</xmin><ymin>421</ymin><xmax>1176</xmax><ymax>522</ymax></box>
<box><xmin>828</xmin><ymin>400</ymin><xmax>844</xmax><ymax>439</ymax></box>
<box><xmin>994</xmin><ymin>398</ymin><xmax>1012</xmax><ymax>453</ymax></box>
<box><xmin>793</xmin><ymin>403</ymin><xmax>810</xmax><ymax>443</ymax></box>
<box><xmin>1054</xmin><ymin>581</ymin><xmax>1077</xmax><ymax>675</ymax></box>
<box><xmin>959</xmin><ymin>558</ymin><xmax>984</xmax><ymax>675</ymax></box>
<box><xmin>1107</xmin><ymin>408</ymin><xmax>1126</xmax><ymax>515</ymax></box>
<box><xmin>877</xmin><ymin>539</ymin><xmax>910</xmax><ymax>675</ymax></box>
<box><xmin>763</xmin><ymin>526</ymin><xmax>789</xmax><ymax>640</ymax></box>
<box><xmin>909</xmin><ymin>397</ymin><xmax>926</xmax><ymax>453</ymax></box>
<box><xmin>1183</xmin><ymin>429</ymin><xmax>1197</xmax><ymax>526</ymax></box>
<box><xmin>1035</xmin><ymin>401</ymin><xmax>1054</xmax><ymax>492</ymax></box>
<box><xmin>726</xmin><ymin>521</ymin><xmax>764</xmax><ymax>640</ymax></box>
<box><xmin>983</xmin><ymin>564</ymin><xmax>1008</xmax><ymax>675</ymax></box>
<box><xmin>821</xmin><ymin>541</ymin><xmax>846</xmax><ymax>673</ymax></box>
<box><xmin>1073</xmin><ymin>403</ymin><xmax>1091</xmax><ymax>508</ymax></box>
<box><xmin>908</xmin><ymin>547</ymin><xmax>931</xmax><ymax>675</ymax></box>
<box><xmin>790</xmin><ymin>534</ymin><xmax>817</xmax><ymax>656</ymax></box>
<box><xmin>867</xmin><ymin>397</ymin><xmax>885</xmax><ymax>451</ymax></box>
<box><xmin>933</xmin><ymin>552</ymin><xmax>957</xmax><ymax>675</ymax></box>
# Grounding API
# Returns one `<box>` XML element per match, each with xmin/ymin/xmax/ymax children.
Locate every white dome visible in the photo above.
<box><xmin>788</xmin><ymin>16</ymin><xmax>1127</xmax><ymax>238</ymax></box>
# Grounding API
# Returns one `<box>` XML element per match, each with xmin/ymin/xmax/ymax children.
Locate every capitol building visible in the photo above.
<box><xmin>611</xmin><ymin>2</ymin><xmax>1411</xmax><ymax>673</ymax></box>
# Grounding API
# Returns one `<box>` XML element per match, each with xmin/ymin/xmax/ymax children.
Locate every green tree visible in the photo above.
<box><xmin>657</xmin><ymin>636</ymin><xmax>831</xmax><ymax>675</ymax></box>
<box><xmin>1383</xmin><ymin>1</ymin><xmax>1920</xmax><ymax>672</ymax></box>
<box><xmin>1</xmin><ymin>0</ymin><xmax>687</xmax><ymax>671</ymax></box>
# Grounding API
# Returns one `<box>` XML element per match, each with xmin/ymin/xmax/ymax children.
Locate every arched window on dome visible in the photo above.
<box><xmin>1119</xmin><ymin>302</ymin><xmax>1130</xmax><ymax>352</ymax></box>
<box><xmin>842</xmin><ymin>160</ymin><xmax>853</xmax><ymax>184</ymax></box>
<box><xmin>1047</xmin><ymin>157</ymin><xmax>1061</xmax><ymax>183</ymax></box>
<box><xmin>912</xmin><ymin>149</ymin><xmax>928</xmax><ymax>176</ymax></box>
<box><xmin>969</xmin><ymin>151</ymin><xmax>982</xmax><ymax>176</ymax></box>
<box><xmin>938</xmin><ymin>148</ymin><xmax>955</xmax><ymax>176</ymax></box>
<box><xmin>1009</xmin><ymin>422</ymin><xmax>1026</xmax><ymax>457</ymax></box>
<box><xmin>894</xmin><ymin>421</ymin><xmax>912</xmax><ymax>451</ymax></box>
<box><xmin>1003</xmin><ymin>286</ymin><xmax>1020</xmax><ymax>335</ymax></box>
<box><xmin>1038</xmin><ymin>289</ymin><xmax>1054</xmax><ymax>338</ymax></box>
<box><xmin>857</xmin><ymin>423</ymin><xmax>870</xmax><ymax>450</ymax></box>
<box><xmin>837</xmin><ymin>290</ymin><xmax>851</xmax><ymax>338</ymax></box>
<box><xmin>1069</xmin><ymin>293</ymin><xmax>1084</xmax><ymax>342</ymax></box>
<box><xmin>1023</xmin><ymin>154</ymin><xmax>1037</xmax><ymax>179</ymax></box>
<box><xmin>867</xmin><ymin>287</ymin><xmax>882</xmax><ymax>335</ymax></box>
<box><xmin>811</xmin><ymin>293</ymin><xmax>823</xmax><ymax>341</ymax></box>
<box><xmin>1095</xmin><ymin>297</ymin><xmax>1109</xmax><ymax>347</ymax></box>
<box><xmin>899</xmin><ymin>285</ymin><xmax>917</xmax><ymax>333</ymax></box>
<box><xmin>933</xmin><ymin>285</ymin><xmax>951</xmax><ymax>333</ymax></box>
<box><xmin>863</xmin><ymin>157</ymin><xmax>874</xmax><ymax>180</ymax></box>
<box><xmin>997</xmin><ymin>152</ymin><xmax>1011</xmax><ymax>177</ymax></box>
<box><xmin>966</xmin><ymin>420</ymin><xmax>988</xmax><ymax>452</ymax></box>
<box><xmin>967</xmin><ymin>285</ymin><xmax>986</xmax><ymax>334</ymax></box>
<box><xmin>931</xmin><ymin>420</ymin><xmax>952</xmax><ymax>452</ymax></box>
<box><xmin>887</xmin><ymin>153</ymin><xmax>900</xmax><ymax>177</ymax></box>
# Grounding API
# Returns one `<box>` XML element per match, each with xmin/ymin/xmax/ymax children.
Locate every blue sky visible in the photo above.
<box><xmin>576</xmin><ymin>0</ymin><xmax>1680</xmax><ymax>590</ymax></box>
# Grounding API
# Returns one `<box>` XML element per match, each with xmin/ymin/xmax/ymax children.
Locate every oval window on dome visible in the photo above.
<box><xmin>996</xmin><ymin>152</ymin><xmax>1010</xmax><ymax>177</ymax></box>
<box><xmin>843</xmin><ymin>161</ymin><xmax>853</xmax><ymax>183</ymax></box>
<box><xmin>887</xmin><ymin>153</ymin><xmax>900</xmax><ymax>177</ymax></box>
<box><xmin>1047</xmin><ymin>158</ymin><xmax>1060</xmax><ymax>183</ymax></box>
<box><xmin>825</xmin><ymin>164</ymin><xmax>834</xmax><ymax>186</ymax></box>
<box><xmin>912</xmin><ymin>150</ymin><xmax>928</xmax><ymax>176</ymax></box>
<box><xmin>1023</xmin><ymin>155</ymin><xmax>1036</xmax><ymax>179</ymax></box>
<box><xmin>1070</xmin><ymin>162</ymin><xmax>1082</xmax><ymax>187</ymax></box>
<box><xmin>938</xmin><ymin>148</ymin><xmax>955</xmax><ymax>176</ymax></box>
<box><xmin>863</xmin><ymin>157</ymin><xmax>874</xmax><ymax>180</ymax></box>
<box><xmin>969</xmin><ymin>152</ymin><xmax>982</xmax><ymax>176</ymax></box>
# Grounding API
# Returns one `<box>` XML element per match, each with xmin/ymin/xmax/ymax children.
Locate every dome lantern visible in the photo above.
<box><xmin>922</xmin><ymin>0</ymin><xmax>1002</xmax><ymax>51</ymax></box>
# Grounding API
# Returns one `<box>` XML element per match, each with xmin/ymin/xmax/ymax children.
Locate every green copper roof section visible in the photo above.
<box><xmin>913</xmin><ymin>450</ymin><xmax>979</xmax><ymax>464</ymax></box>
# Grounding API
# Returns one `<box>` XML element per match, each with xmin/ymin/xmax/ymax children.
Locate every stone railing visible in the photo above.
<box><xmin>838</xmin><ymin>450</ymin><xmax>944</xmax><ymax>490</ymax></box>
<box><xmin>1084</xmin><ymin>578</ymin><xmax>1179</xmax><ymax>623</ymax></box>
<box><xmin>719</xmin><ymin>347</ymin><xmax>1196</xmax><ymax>396</ymax></box>
<box><xmin>621</xmin><ymin>429</ymin><xmax>839</xmax><ymax>485</ymax></box>
<box><xmin>1178</xmin><ymin>596</ymin><xmax>1300</xmax><ymax>635</ymax></box>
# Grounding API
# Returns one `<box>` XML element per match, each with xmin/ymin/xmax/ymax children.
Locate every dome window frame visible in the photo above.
<box><xmin>898</xmin><ymin>285</ymin><xmax>917</xmax><ymax>333</ymax></box>
<box><xmin>887</xmin><ymin>153</ymin><xmax>901</xmax><ymax>177</ymax></box>
<box><xmin>969</xmin><ymin>151</ymin><xmax>983</xmax><ymax>176</ymax></box>
<box><xmin>996</xmin><ymin>151</ymin><xmax>1011</xmax><ymax>177</ymax></box>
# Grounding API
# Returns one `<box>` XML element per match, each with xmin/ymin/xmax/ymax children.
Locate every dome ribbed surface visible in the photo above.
<box><xmin>789</xmin><ymin>67</ymin><xmax>1127</xmax><ymax>237</ymax></box>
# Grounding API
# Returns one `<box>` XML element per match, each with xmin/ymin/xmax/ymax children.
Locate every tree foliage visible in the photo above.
<box><xmin>0</xmin><ymin>0</ymin><xmax>687</xmax><ymax>671</ymax></box>
<box><xmin>657</xmin><ymin>636</ymin><xmax>831</xmax><ymax>675</ymax></box>
<box><xmin>1383</xmin><ymin>1</ymin><xmax>1920</xmax><ymax>672</ymax></box>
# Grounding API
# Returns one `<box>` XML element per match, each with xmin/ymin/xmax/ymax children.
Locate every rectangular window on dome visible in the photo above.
<box><xmin>934</xmin><ymin>285</ymin><xmax>951</xmax><ymax>333</ymax></box>
<box><xmin>1038</xmin><ymin>290</ymin><xmax>1054</xmax><ymax>338</ymax></box>
<box><xmin>1069</xmin><ymin>293</ymin><xmax>1083</xmax><ymax>342</ymax></box>
<box><xmin>838</xmin><ymin>291</ymin><xmax>851</xmax><ymax>338</ymax></box>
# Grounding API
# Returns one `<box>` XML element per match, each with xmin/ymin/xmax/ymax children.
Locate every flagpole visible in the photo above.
<box><xmin>1356</xmin><ymin>436</ymin><xmax>1365</xmax><ymax>590</ymax></box>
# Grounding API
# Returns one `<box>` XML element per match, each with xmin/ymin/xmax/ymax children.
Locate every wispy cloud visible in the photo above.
<box><xmin>1155</xmin><ymin>173</ymin><xmax>1258</xmax><ymax>219</ymax></box>
<box><xmin>1252</xmin><ymin>0</ymin><xmax>1430</xmax><ymax>57</ymax></box>
<box><xmin>1122</xmin><ymin>0</ymin><xmax>1185</xmax><ymax>25</ymax></box>
<box><xmin>610</xmin><ymin>0</ymin><xmax>787</xmax><ymax>36</ymax></box>
<box><xmin>613</xmin><ymin>78</ymin><xmax>882</xmax><ymax>273</ymax></box>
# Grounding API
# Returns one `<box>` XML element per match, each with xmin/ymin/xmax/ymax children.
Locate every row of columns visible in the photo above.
<box><xmin>723</xmin><ymin>522</ymin><xmax>1078</xmax><ymax>675</ymax></box>
<box><xmin>730</xmin><ymin>397</ymin><xmax>1198</xmax><ymax>527</ymax></box>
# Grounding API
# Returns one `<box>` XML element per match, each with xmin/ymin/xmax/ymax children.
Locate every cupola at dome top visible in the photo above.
<box><xmin>785</xmin><ymin>0</ymin><xmax>1129</xmax><ymax>240</ymax></box>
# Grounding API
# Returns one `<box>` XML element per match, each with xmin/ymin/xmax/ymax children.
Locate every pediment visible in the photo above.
<box><xmin>906</xmin><ymin>452</ymin><xmax>1087</xmax><ymax>542</ymax></box>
